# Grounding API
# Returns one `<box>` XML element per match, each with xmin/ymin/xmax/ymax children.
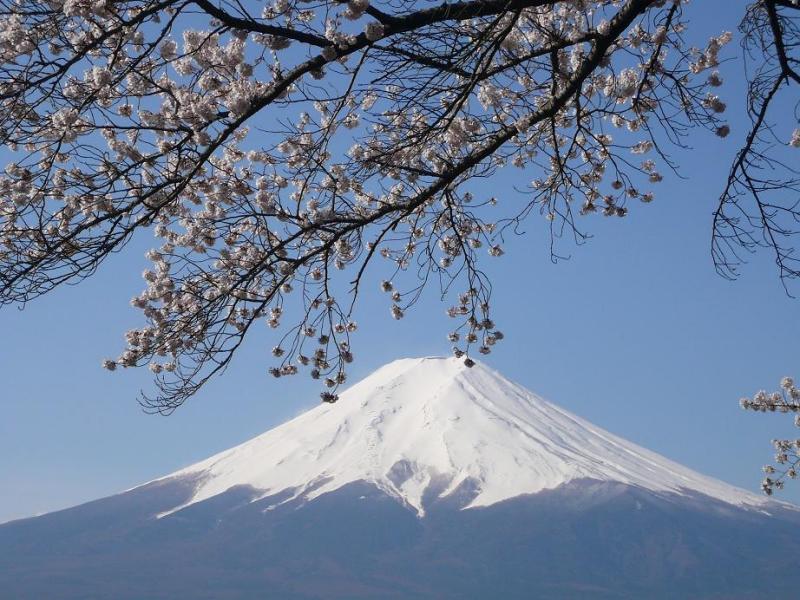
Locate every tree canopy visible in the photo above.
<box><xmin>0</xmin><ymin>0</ymin><xmax>797</xmax><ymax>426</ymax></box>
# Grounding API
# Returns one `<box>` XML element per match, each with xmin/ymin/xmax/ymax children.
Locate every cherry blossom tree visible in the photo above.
<box><xmin>0</xmin><ymin>0</ymin><xmax>797</xmax><ymax>423</ymax></box>
<box><xmin>741</xmin><ymin>377</ymin><xmax>800</xmax><ymax>495</ymax></box>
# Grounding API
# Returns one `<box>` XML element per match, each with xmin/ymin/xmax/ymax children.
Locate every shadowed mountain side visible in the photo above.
<box><xmin>1</xmin><ymin>479</ymin><xmax>799</xmax><ymax>600</ymax></box>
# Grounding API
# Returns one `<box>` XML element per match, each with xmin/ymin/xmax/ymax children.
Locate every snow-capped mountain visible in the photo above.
<box><xmin>2</xmin><ymin>357</ymin><xmax>799</xmax><ymax>600</ymax></box>
<box><xmin>157</xmin><ymin>357</ymin><xmax>774</xmax><ymax>517</ymax></box>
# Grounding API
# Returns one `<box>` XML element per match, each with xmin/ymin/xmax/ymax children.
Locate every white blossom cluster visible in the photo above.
<box><xmin>741</xmin><ymin>377</ymin><xmax>800</xmax><ymax>495</ymax></box>
<box><xmin>0</xmin><ymin>0</ymin><xmax>737</xmax><ymax>410</ymax></box>
<box><xmin>790</xmin><ymin>129</ymin><xmax>800</xmax><ymax>148</ymax></box>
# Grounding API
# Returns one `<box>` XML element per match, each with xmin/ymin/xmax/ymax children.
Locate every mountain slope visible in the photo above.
<box><xmin>2</xmin><ymin>477</ymin><xmax>799</xmax><ymax>600</ymax></box>
<box><xmin>155</xmin><ymin>357</ymin><xmax>776</xmax><ymax>517</ymax></box>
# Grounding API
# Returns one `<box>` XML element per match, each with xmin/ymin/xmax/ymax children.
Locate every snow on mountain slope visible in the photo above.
<box><xmin>155</xmin><ymin>357</ymin><xmax>778</xmax><ymax>517</ymax></box>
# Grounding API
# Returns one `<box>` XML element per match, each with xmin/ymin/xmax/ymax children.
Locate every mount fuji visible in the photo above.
<box><xmin>2</xmin><ymin>357</ymin><xmax>799</xmax><ymax>599</ymax></box>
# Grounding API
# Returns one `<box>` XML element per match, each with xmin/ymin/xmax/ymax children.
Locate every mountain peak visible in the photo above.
<box><xmin>156</xmin><ymin>357</ymin><xmax>778</xmax><ymax>517</ymax></box>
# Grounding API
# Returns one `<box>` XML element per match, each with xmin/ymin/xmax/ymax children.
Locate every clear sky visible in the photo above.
<box><xmin>2</xmin><ymin>0</ymin><xmax>800</xmax><ymax>523</ymax></box>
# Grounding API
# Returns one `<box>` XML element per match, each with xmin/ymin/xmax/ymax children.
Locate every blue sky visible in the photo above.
<box><xmin>2</xmin><ymin>0</ymin><xmax>800</xmax><ymax>522</ymax></box>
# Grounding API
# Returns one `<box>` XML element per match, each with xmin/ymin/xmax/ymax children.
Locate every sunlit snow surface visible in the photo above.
<box><xmin>155</xmin><ymin>357</ymin><xmax>779</xmax><ymax>517</ymax></box>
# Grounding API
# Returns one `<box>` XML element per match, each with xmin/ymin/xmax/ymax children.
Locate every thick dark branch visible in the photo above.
<box><xmin>193</xmin><ymin>0</ymin><xmax>331</xmax><ymax>47</ymax></box>
<box><xmin>375</xmin><ymin>0</ymin><xmax>562</xmax><ymax>29</ymax></box>
<box><xmin>765</xmin><ymin>0</ymin><xmax>800</xmax><ymax>83</ymax></box>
